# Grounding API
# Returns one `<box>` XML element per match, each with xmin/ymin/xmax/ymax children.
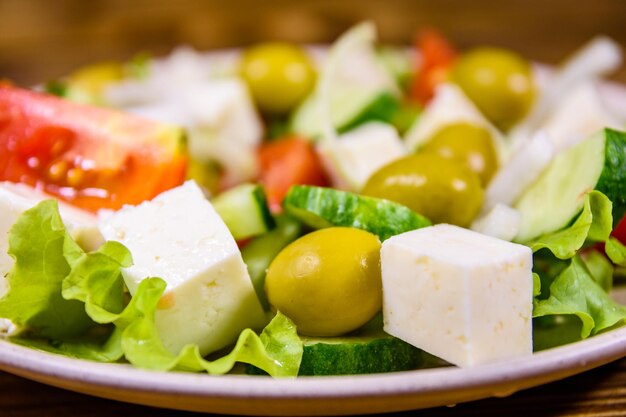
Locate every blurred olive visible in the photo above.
<box><xmin>452</xmin><ymin>47</ymin><xmax>535</xmax><ymax>131</ymax></box>
<box><xmin>420</xmin><ymin>122</ymin><xmax>498</xmax><ymax>185</ymax></box>
<box><xmin>361</xmin><ymin>153</ymin><xmax>483</xmax><ymax>227</ymax></box>
<box><xmin>240</xmin><ymin>43</ymin><xmax>317</xmax><ymax>114</ymax></box>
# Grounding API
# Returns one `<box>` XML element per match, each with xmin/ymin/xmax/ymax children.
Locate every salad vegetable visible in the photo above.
<box><xmin>0</xmin><ymin>85</ymin><xmax>187</xmax><ymax>212</ymax></box>
<box><xmin>1</xmin><ymin>21</ymin><xmax>626</xmax><ymax>377</ymax></box>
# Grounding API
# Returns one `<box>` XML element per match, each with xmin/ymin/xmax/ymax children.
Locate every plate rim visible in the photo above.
<box><xmin>1</xmin><ymin>324</ymin><xmax>626</xmax><ymax>414</ymax></box>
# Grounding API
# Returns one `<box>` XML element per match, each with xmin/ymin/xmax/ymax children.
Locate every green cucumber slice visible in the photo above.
<box><xmin>212</xmin><ymin>183</ymin><xmax>275</xmax><ymax>240</ymax></box>
<box><xmin>514</xmin><ymin>128</ymin><xmax>626</xmax><ymax>242</ymax></box>
<box><xmin>297</xmin><ymin>332</ymin><xmax>423</xmax><ymax>376</ymax></box>
<box><xmin>283</xmin><ymin>185</ymin><xmax>431</xmax><ymax>241</ymax></box>
<box><xmin>247</xmin><ymin>316</ymin><xmax>425</xmax><ymax>376</ymax></box>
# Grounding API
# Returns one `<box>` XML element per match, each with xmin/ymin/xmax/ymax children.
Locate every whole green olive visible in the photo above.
<box><xmin>452</xmin><ymin>47</ymin><xmax>535</xmax><ymax>131</ymax></box>
<box><xmin>361</xmin><ymin>154</ymin><xmax>483</xmax><ymax>227</ymax></box>
<box><xmin>420</xmin><ymin>122</ymin><xmax>498</xmax><ymax>185</ymax></box>
<box><xmin>265</xmin><ymin>227</ymin><xmax>382</xmax><ymax>337</ymax></box>
<box><xmin>240</xmin><ymin>42</ymin><xmax>317</xmax><ymax>114</ymax></box>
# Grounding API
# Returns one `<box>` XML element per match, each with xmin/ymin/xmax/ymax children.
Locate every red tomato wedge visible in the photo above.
<box><xmin>410</xmin><ymin>28</ymin><xmax>458</xmax><ymax>105</ymax></box>
<box><xmin>258</xmin><ymin>136</ymin><xmax>327</xmax><ymax>212</ymax></box>
<box><xmin>0</xmin><ymin>85</ymin><xmax>187</xmax><ymax>212</ymax></box>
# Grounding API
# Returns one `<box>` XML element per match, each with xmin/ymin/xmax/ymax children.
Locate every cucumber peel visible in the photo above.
<box><xmin>212</xmin><ymin>183</ymin><xmax>275</xmax><ymax>240</ymax></box>
<box><xmin>247</xmin><ymin>316</ymin><xmax>425</xmax><ymax>376</ymax></box>
<box><xmin>515</xmin><ymin>128</ymin><xmax>626</xmax><ymax>242</ymax></box>
<box><xmin>283</xmin><ymin>185</ymin><xmax>431</xmax><ymax>241</ymax></box>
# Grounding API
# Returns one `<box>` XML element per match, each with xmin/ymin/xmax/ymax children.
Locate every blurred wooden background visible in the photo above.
<box><xmin>1</xmin><ymin>0</ymin><xmax>626</xmax><ymax>85</ymax></box>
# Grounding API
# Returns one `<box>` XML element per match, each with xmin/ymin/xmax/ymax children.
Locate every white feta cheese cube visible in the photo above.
<box><xmin>381</xmin><ymin>224</ymin><xmax>533</xmax><ymax>367</ymax></box>
<box><xmin>0</xmin><ymin>182</ymin><xmax>103</xmax><ymax>297</ymax></box>
<box><xmin>316</xmin><ymin>122</ymin><xmax>406</xmax><ymax>191</ymax></box>
<box><xmin>98</xmin><ymin>180</ymin><xmax>266</xmax><ymax>356</ymax></box>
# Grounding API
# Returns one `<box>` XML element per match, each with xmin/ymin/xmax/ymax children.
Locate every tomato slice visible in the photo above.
<box><xmin>0</xmin><ymin>85</ymin><xmax>187</xmax><ymax>211</ymax></box>
<box><xmin>410</xmin><ymin>28</ymin><xmax>458</xmax><ymax>105</ymax></box>
<box><xmin>258</xmin><ymin>136</ymin><xmax>328</xmax><ymax>212</ymax></box>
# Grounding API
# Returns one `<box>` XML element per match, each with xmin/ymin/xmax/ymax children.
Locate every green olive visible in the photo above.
<box><xmin>265</xmin><ymin>227</ymin><xmax>382</xmax><ymax>337</ymax></box>
<box><xmin>240</xmin><ymin>42</ymin><xmax>317</xmax><ymax>114</ymax></box>
<box><xmin>452</xmin><ymin>47</ymin><xmax>535</xmax><ymax>131</ymax></box>
<box><xmin>420</xmin><ymin>122</ymin><xmax>498</xmax><ymax>185</ymax></box>
<box><xmin>361</xmin><ymin>154</ymin><xmax>483</xmax><ymax>227</ymax></box>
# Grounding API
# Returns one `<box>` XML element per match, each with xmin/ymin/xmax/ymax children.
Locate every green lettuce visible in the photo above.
<box><xmin>529</xmin><ymin>190</ymin><xmax>626</xmax><ymax>340</ymax></box>
<box><xmin>533</xmin><ymin>256</ymin><xmax>626</xmax><ymax>338</ymax></box>
<box><xmin>2</xmin><ymin>200</ymin><xmax>302</xmax><ymax>377</ymax></box>
<box><xmin>528</xmin><ymin>191</ymin><xmax>613</xmax><ymax>259</ymax></box>
<box><xmin>605</xmin><ymin>237</ymin><xmax>626</xmax><ymax>266</ymax></box>
<box><xmin>0</xmin><ymin>200</ymin><xmax>92</xmax><ymax>339</ymax></box>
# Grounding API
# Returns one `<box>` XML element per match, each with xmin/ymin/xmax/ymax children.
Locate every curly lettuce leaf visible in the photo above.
<box><xmin>3</xmin><ymin>200</ymin><xmax>302</xmax><ymax>377</ymax></box>
<box><xmin>606</xmin><ymin>237</ymin><xmax>626</xmax><ymax>266</ymax></box>
<box><xmin>528</xmin><ymin>191</ymin><xmax>613</xmax><ymax>259</ymax></box>
<box><xmin>533</xmin><ymin>256</ymin><xmax>626</xmax><ymax>338</ymax></box>
<box><xmin>119</xmin><ymin>280</ymin><xmax>301</xmax><ymax>377</ymax></box>
<box><xmin>0</xmin><ymin>200</ymin><xmax>92</xmax><ymax>339</ymax></box>
<box><xmin>62</xmin><ymin>240</ymin><xmax>131</xmax><ymax>322</ymax></box>
<box><xmin>580</xmin><ymin>250</ymin><xmax>614</xmax><ymax>292</ymax></box>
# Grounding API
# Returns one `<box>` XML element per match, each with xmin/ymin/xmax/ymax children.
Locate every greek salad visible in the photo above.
<box><xmin>1</xmin><ymin>22</ymin><xmax>626</xmax><ymax>377</ymax></box>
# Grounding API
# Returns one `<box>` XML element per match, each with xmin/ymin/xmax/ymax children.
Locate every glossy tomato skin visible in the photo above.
<box><xmin>258</xmin><ymin>136</ymin><xmax>328</xmax><ymax>212</ymax></box>
<box><xmin>0</xmin><ymin>85</ymin><xmax>187</xmax><ymax>211</ymax></box>
<box><xmin>410</xmin><ymin>28</ymin><xmax>457</xmax><ymax>105</ymax></box>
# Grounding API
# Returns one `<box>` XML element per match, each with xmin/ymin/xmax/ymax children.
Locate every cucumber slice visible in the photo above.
<box><xmin>297</xmin><ymin>331</ymin><xmax>423</xmax><ymax>376</ymax></box>
<box><xmin>290</xmin><ymin>89</ymin><xmax>399</xmax><ymax>140</ymax></box>
<box><xmin>514</xmin><ymin>128</ymin><xmax>626</xmax><ymax>242</ymax></box>
<box><xmin>283</xmin><ymin>185</ymin><xmax>431</xmax><ymax>241</ymax></box>
<box><xmin>241</xmin><ymin>215</ymin><xmax>302</xmax><ymax>310</ymax></box>
<box><xmin>247</xmin><ymin>316</ymin><xmax>425</xmax><ymax>376</ymax></box>
<box><xmin>212</xmin><ymin>183</ymin><xmax>275</xmax><ymax>240</ymax></box>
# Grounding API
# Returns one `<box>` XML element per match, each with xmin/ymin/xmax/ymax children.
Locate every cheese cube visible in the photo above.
<box><xmin>0</xmin><ymin>182</ymin><xmax>103</xmax><ymax>297</ymax></box>
<box><xmin>381</xmin><ymin>224</ymin><xmax>533</xmax><ymax>367</ymax></box>
<box><xmin>98</xmin><ymin>180</ymin><xmax>266</xmax><ymax>356</ymax></box>
<box><xmin>316</xmin><ymin>122</ymin><xmax>406</xmax><ymax>191</ymax></box>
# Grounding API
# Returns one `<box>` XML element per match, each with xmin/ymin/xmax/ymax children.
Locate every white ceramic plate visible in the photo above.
<box><xmin>3</xmin><ymin>49</ymin><xmax>626</xmax><ymax>416</ymax></box>
<box><xmin>1</xmin><ymin>305</ymin><xmax>626</xmax><ymax>416</ymax></box>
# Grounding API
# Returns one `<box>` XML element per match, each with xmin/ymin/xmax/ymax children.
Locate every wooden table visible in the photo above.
<box><xmin>2</xmin><ymin>357</ymin><xmax>626</xmax><ymax>417</ymax></box>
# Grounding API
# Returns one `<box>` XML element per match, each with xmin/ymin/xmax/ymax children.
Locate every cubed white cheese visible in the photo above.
<box><xmin>316</xmin><ymin>122</ymin><xmax>406</xmax><ymax>191</ymax></box>
<box><xmin>0</xmin><ymin>182</ymin><xmax>103</xmax><ymax>297</ymax></box>
<box><xmin>98</xmin><ymin>180</ymin><xmax>266</xmax><ymax>356</ymax></box>
<box><xmin>381</xmin><ymin>224</ymin><xmax>533</xmax><ymax>367</ymax></box>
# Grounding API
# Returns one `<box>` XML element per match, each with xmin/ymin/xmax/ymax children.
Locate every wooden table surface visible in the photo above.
<box><xmin>1</xmin><ymin>357</ymin><xmax>626</xmax><ymax>417</ymax></box>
